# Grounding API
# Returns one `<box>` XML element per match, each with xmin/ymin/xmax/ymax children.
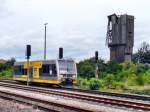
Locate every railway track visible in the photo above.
<box><xmin>0</xmin><ymin>81</ymin><xmax>150</xmax><ymax>111</ymax></box>
<box><xmin>1</xmin><ymin>79</ymin><xmax>150</xmax><ymax>102</ymax></box>
<box><xmin>0</xmin><ymin>89</ymin><xmax>95</xmax><ymax>112</ymax></box>
<box><xmin>62</xmin><ymin>86</ymin><xmax>150</xmax><ymax>102</ymax></box>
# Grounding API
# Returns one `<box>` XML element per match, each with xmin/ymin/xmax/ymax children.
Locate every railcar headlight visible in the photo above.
<box><xmin>73</xmin><ymin>75</ymin><xmax>76</xmax><ymax>79</ymax></box>
<box><xmin>59</xmin><ymin>74</ymin><xmax>63</xmax><ymax>79</ymax></box>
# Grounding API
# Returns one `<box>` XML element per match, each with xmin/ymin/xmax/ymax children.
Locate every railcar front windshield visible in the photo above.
<box><xmin>58</xmin><ymin>60</ymin><xmax>76</xmax><ymax>74</ymax></box>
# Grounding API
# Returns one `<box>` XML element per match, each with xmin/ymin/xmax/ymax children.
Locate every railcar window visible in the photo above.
<box><xmin>23</xmin><ymin>69</ymin><xmax>27</xmax><ymax>75</ymax></box>
<box><xmin>58</xmin><ymin>60</ymin><xmax>75</xmax><ymax>73</ymax></box>
<box><xmin>14</xmin><ymin>65</ymin><xmax>25</xmax><ymax>75</ymax></box>
<box><xmin>51</xmin><ymin>64</ymin><xmax>57</xmax><ymax>74</ymax></box>
<box><xmin>41</xmin><ymin>64</ymin><xmax>57</xmax><ymax>76</ymax></box>
<box><xmin>42</xmin><ymin>65</ymin><xmax>49</xmax><ymax>73</ymax></box>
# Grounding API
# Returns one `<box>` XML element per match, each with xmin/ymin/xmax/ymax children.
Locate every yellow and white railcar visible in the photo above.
<box><xmin>13</xmin><ymin>59</ymin><xmax>77</xmax><ymax>85</ymax></box>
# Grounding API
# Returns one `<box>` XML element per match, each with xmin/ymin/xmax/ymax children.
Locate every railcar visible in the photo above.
<box><xmin>13</xmin><ymin>59</ymin><xmax>77</xmax><ymax>85</ymax></box>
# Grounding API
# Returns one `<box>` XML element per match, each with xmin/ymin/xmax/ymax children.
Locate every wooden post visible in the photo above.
<box><xmin>95</xmin><ymin>62</ymin><xmax>99</xmax><ymax>79</ymax></box>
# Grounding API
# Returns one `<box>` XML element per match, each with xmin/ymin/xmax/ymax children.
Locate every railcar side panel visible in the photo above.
<box><xmin>13</xmin><ymin>59</ymin><xmax>77</xmax><ymax>85</ymax></box>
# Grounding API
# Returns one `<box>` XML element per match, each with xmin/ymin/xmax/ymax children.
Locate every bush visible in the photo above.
<box><xmin>122</xmin><ymin>61</ymin><xmax>132</xmax><ymax>70</ymax></box>
<box><xmin>103</xmin><ymin>74</ymin><xmax>114</xmax><ymax>88</ymax></box>
<box><xmin>143</xmin><ymin>70</ymin><xmax>150</xmax><ymax>84</ymax></box>
<box><xmin>136</xmin><ymin>75</ymin><xmax>144</xmax><ymax>86</ymax></box>
<box><xmin>89</xmin><ymin>78</ymin><xmax>100</xmax><ymax>90</ymax></box>
<box><xmin>79</xmin><ymin>78</ymin><xmax>89</xmax><ymax>89</ymax></box>
<box><xmin>106</xmin><ymin>61</ymin><xmax>122</xmax><ymax>74</ymax></box>
<box><xmin>77</xmin><ymin>58</ymin><xmax>150</xmax><ymax>92</ymax></box>
<box><xmin>126</xmin><ymin>74</ymin><xmax>137</xmax><ymax>86</ymax></box>
<box><xmin>115</xmin><ymin>70</ymin><xmax>131</xmax><ymax>82</ymax></box>
<box><xmin>0</xmin><ymin>69</ymin><xmax>13</xmax><ymax>78</ymax></box>
<box><xmin>135</xmin><ymin>64</ymin><xmax>148</xmax><ymax>75</ymax></box>
<box><xmin>112</xmin><ymin>82</ymin><xmax>125</xmax><ymax>89</ymax></box>
<box><xmin>122</xmin><ymin>62</ymin><xmax>136</xmax><ymax>74</ymax></box>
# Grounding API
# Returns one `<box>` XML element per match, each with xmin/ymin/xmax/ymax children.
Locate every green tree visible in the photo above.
<box><xmin>106</xmin><ymin>61</ymin><xmax>122</xmax><ymax>74</ymax></box>
<box><xmin>79</xmin><ymin>63</ymin><xmax>95</xmax><ymax>79</ymax></box>
<box><xmin>77</xmin><ymin>58</ymin><xmax>107</xmax><ymax>79</ymax></box>
<box><xmin>132</xmin><ymin>42</ymin><xmax>150</xmax><ymax>63</ymax></box>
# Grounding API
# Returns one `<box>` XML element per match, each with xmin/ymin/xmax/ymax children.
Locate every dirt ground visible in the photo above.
<box><xmin>0</xmin><ymin>98</ymin><xmax>45</xmax><ymax>112</ymax></box>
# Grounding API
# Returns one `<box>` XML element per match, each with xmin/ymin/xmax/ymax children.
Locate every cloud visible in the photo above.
<box><xmin>0</xmin><ymin>0</ymin><xmax>149</xmax><ymax>62</ymax></box>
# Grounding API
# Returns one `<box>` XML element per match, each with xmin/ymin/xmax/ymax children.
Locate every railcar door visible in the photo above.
<box><xmin>31</xmin><ymin>61</ymin><xmax>42</xmax><ymax>79</ymax></box>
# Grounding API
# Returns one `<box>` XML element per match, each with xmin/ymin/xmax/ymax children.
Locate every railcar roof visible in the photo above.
<box><xmin>14</xmin><ymin>59</ymin><xmax>74</xmax><ymax>66</ymax></box>
<box><xmin>14</xmin><ymin>59</ymin><xmax>56</xmax><ymax>65</ymax></box>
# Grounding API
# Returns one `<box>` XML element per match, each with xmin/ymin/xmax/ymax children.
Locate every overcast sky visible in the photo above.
<box><xmin>0</xmin><ymin>0</ymin><xmax>150</xmax><ymax>61</ymax></box>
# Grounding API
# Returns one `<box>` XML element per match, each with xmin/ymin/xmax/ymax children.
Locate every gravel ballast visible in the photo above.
<box><xmin>0</xmin><ymin>98</ymin><xmax>44</xmax><ymax>112</ymax></box>
<box><xmin>0</xmin><ymin>86</ymin><xmax>138</xmax><ymax>112</ymax></box>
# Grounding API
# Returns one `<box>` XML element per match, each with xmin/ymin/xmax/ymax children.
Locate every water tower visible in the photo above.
<box><xmin>106</xmin><ymin>14</ymin><xmax>134</xmax><ymax>62</ymax></box>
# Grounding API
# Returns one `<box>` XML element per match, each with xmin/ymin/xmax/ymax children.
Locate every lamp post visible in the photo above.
<box><xmin>44</xmin><ymin>23</ymin><xmax>48</xmax><ymax>60</ymax></box>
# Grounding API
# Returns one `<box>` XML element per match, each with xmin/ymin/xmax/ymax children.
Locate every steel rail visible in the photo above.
<box><xmin>1</xmin><ymin>79</ymin><xmax>150</xmax><ymax>102</ymax></box>
<box><xmin>0</xmin><ymin>82</ymin><xmax>150</xmax><ymax>111</ymax></box>
<box><xmin>61</xmin><ymin>86</ymin><xmax>150</xmax><ymax>101</ymax></box>
<box><xmin>0</xmin><ymin>89</ymin><xmax>97</xmax><ymax>112</ymax></box>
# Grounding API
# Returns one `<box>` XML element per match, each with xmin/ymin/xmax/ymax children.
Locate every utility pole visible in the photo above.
<box><xmin>44</xmin><ymin>23</ymin><xmax>48</xmax><ymax>60</ymax></box>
